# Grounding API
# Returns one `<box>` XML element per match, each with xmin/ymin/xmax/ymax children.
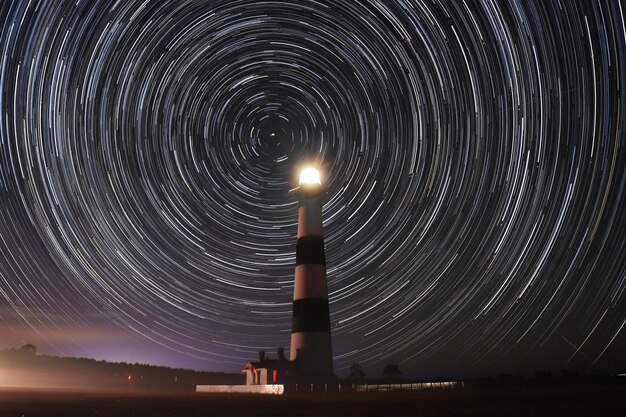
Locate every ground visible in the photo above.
<box><xmin>1</xmin><ymin>384</ymin><xmax>625</xmax><ymax>416</ymax></box>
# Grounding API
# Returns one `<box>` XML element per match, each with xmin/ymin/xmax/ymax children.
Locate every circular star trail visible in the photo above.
<box><xmin>1</xmin><ymin>0</ymin><xmax>625</xmax><ymax>375</ymax></box>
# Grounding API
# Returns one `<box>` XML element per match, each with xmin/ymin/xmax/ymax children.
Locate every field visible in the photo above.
<box><xmin>1</xmin><ymin>384</ymin><xmax>625</xmax><ymax>417</ymax></box>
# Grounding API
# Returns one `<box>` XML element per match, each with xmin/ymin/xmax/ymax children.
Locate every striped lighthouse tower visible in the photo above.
<box><xmin>290</xmin><ymin>167</ymin><xmax>334</xmax><ymax>380</ymax></box>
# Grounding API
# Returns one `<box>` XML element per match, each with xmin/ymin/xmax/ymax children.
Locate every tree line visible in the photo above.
<box><xmin>348</xmin><ymin>362</ymin><xmax>403</xmax><ymax>383</ymax></box>
<box><xmin>0</xmin><ymin>344</ymin><xmax>243</xmax><ymax>390</ymax></box>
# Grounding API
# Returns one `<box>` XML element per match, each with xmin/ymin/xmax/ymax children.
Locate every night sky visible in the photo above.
<box><xmin>1</xmin><ymin>0</ymin><xmax>625</xmax><ymax>378</ymax></box>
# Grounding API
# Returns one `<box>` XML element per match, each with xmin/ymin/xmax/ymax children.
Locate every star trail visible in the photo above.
<box><xmin>1</xmin><ymin>0</ymin><xmax>625</xmax><ymax>377</ymax></box>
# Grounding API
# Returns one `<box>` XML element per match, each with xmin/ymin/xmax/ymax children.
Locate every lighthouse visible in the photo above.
<box><xmin>290</xmin><ymin>167</ymin><xmax>334</xmax><ymax>380</ymax></box>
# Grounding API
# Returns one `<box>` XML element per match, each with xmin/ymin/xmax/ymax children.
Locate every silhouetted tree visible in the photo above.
<box><xmin>382</xmin><ymin>364</ymin><xmax>402</xmax><ymax>381</ymax></box>
<box><xmin>560</xmin><ymin>369</ymin><xmax>579</xmax><ymax>380</ymax></box>
<box><xmin>348</xmin><ymin>363</ymin><xmax>365</xmax><ymax>383</ymax></box>
<box><xmin>19</xmin><ymin>344</ymin><xmax>37</xmax><ymax>355</ymax></box>
<box><xmin>534</xmin><ymin>370</ymin><xmax>553</xmax><ymax>381</ymax></box>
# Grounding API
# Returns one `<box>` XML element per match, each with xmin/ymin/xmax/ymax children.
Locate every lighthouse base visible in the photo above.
<box><xmin>290</xmin><ymin>332</ymin><xmax>334</xmax><ymax>380</ymax></box>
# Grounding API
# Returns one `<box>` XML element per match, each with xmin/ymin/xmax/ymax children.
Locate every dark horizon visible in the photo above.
<box><xmin>1</xmin><ymin>0</ymin><xmax>625</xmax><ymax>381</ymax></box>
<box><xmin>1</xmin><ymin>345</ymin><xmax>623</xmax><ymax>384</ymax></box>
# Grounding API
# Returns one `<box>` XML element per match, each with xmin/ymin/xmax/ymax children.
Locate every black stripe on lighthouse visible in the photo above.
<box><xmin>292</xmin><ymin>298</ymin><xmax>331</xmax><ymax>333</ymax></box>
<box><xmin>295</xmin><ymin>236</ymin><xmax>326</xmax><ymax>266</ymax></box>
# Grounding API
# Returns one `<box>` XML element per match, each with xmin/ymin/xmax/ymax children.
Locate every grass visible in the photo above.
<box><xmin>1</xmin><ymin>384</ymin><xmax>625</xmax><ymax>416</ymax></box>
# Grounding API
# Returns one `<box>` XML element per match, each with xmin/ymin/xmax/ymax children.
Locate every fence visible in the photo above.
<box><xmin>354</xmin><ymin>381</ymin><xmax>462</xmax><ymax>392</ymax></box>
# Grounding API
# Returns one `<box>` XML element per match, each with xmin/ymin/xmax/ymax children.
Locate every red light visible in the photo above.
<box><xmin>272</xmin><ymin>370</ymin><xmax>277</xmax><ymax>383</ymax></box>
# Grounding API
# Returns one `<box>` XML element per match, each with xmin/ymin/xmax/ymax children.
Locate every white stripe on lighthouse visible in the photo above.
<box><xmin>293</xmin><ymin>264</ymin><xmax>328</xmax><ymax>301</ymax></box>
<box><xmin>297</xmin><ymin>205</ymin><xmax>323</xmax><ymax>237</ymax></box>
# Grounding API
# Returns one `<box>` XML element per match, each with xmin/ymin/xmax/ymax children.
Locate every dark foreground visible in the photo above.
<box><xmin>1</xmin><ymin>384</ymin><xmax>625</xmax><ymax>417</ymax></box>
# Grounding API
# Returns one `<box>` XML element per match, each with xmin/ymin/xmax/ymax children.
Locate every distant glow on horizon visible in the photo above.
<box><xmin>299</xmin><ymin>167</ymin><xmax>321</xmax><ymax>186</ymax></box>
